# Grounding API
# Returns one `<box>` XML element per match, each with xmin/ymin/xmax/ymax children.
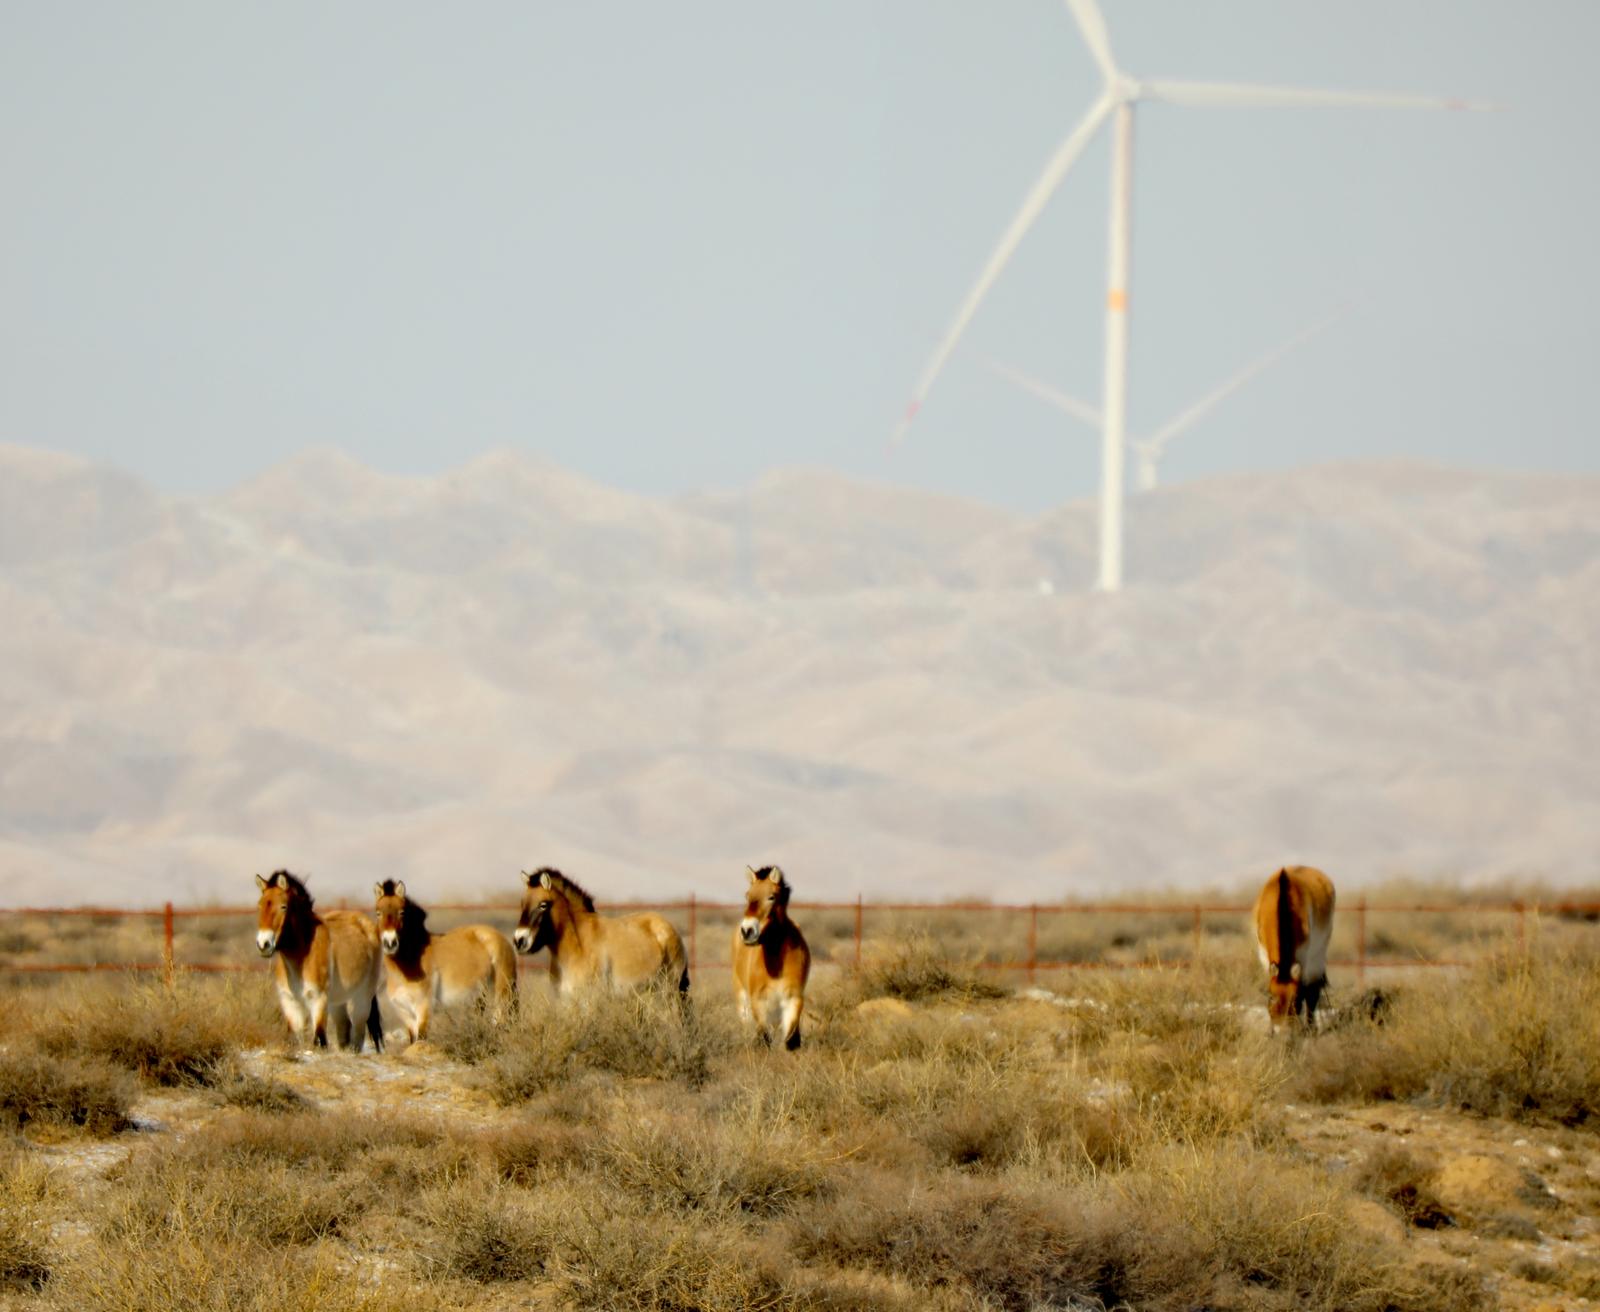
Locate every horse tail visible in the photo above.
<box><xmin>366</xmin><ymin>996</ymin><xmax>384</xmax><ymax>1054</ymax></box>
<box><xmin>1275</xmin><ymin>868</ymin><xmax>1297</xmax><ymax>984</ymax></box>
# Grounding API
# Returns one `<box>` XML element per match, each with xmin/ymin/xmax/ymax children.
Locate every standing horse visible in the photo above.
<box><xmin>512</xmin><ymin>868</ymin><xmax>689</xmax><ymax>995</ymax></box>
<box><xmin>372</xmin><ymin>879</ymin><xmax>517</xmax><ymax>1042</ymax></box>
<box><xmin>1253</xmin><ymin>865</ymin><xmax>1336</xmax><ymax>1031</ymax></box>
<box><xmin>254</xmin><ymin>870</ymin><xmax>384</xmax><ymax>1052</ymax></box>
<box><xmin>732</xmin><ymin>865</ymin><xmax>810</xmax><ymax>1050</ymax></box>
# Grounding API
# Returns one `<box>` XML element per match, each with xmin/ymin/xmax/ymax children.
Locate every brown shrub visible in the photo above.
<box><xmin>0</xmin><ymin>1049</ymin><xmax>133</xmax><ymax>1136</ymax></box>
<box><xmin>476</xmin><ymin>989</ymin><xmax>717</xmax><ymax>1103</ymax></box>
<box><xmin>0</xmin><ymin>1149</ymin><xmax>54</xmax><ymax>1291</ymax></box>
<box><xmin>1351</xmin><ymin>1142</ymin><xmax>1455</xmax><ymax>1228</ymax></box>
<box><xmin>850</xmin><ymin>936</ymin><xmax>1009</xmax><ymax>1005</ymax></box>
<box><xmin>45</xmin><ymin>1238</ymin><xmax>451</xmax><ymax>1312</ymax></box>
<box><xmin>1286</xmin><ymin>944</ymin><xmax>1600</xmax><ymax>1124</ymax></box>
<box><xmin>29</xmin><ymin>977</ymin><xmax>279</xmax><ymax>1087</ymax></box>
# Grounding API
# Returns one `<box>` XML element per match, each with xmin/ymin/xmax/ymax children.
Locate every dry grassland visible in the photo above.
<box><xmin>1</xmin><ymin>901</ymin><xmax>1598</xmax><ymax>1312</ymax></box>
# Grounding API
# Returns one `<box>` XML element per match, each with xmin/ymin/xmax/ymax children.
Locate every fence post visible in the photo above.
<box><xmin>687</xmin><ymin>894</ymin><xmax>697</xmax><ymax>980</ymax></box>
<box><xmin>1192</xmin><ymin>904</ymin><xmax>1203</xmax><ymax>963</ymax></box>
<box><xmin>1356</xmin><ymin>895</ymin><xmax>1367</xmax><ymax>986</ymax></box>
<box><xmin>163</xmin><ymin>902</ymin><xmax>175</xmax><ymax>989</ymax></box>
<box><xmin>853</xmin><ymin>895</ymin><xmax>863</xmax><ymax>973</ymax></box>
<box><xmin>1027</xmin><ymin>903</ymin><xmax>1038</xmax><ymax>986</ymax></box>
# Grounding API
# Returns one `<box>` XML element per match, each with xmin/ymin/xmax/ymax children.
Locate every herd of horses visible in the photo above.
<box><xmin>252</xmin><ymin>861</ymin><xmax>1333</xmax><ymax>1054</ymax></box>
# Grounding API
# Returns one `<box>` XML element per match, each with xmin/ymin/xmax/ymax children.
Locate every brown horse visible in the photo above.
<box><xmin>732</xmin><ymin>865</ymin><xmax>810</xmax><ymax>1050</ymax></box>
<box><xmin>372</xmin><ymin>879</ymin><xmax>517</xmax><ymax>1043</ymax></box>
<box><xmin>512</xmin><ymin>868</ymin><xmax>689</xmax><ymax>995</ymax></box>
<box><xmin>254</xmin><ymin>871</ymin><xmax>384</xmax><ymax>1052</ymax></box>
<box><xmin>1253</xmin><ymin>865</ymin><xmax>1336</xmax><ymax>1031</ymax></box>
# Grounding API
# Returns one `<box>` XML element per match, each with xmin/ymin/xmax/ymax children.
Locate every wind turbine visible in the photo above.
<box><xmin>986</xmin><ymin>308</ymin><xmax>1345</xmax><ymax>492</ymax></box>
<box><xmin>889</xmin><ymin>0</ymin><xmax>1490</xmax><ymax>592</ymax></box>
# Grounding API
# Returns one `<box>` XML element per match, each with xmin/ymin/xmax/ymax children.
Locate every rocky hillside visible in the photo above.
<box><xmin>1</xmin><ymin>444</ymin><xmax>1595</xmax><ymax>907</ymax></box>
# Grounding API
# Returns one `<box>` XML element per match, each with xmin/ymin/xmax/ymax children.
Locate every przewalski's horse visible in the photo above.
<box><xmin>372</xmin><ymin>879</ymin><xmax>518</xmax><ymax>1043</ymax></box>
<box><xmin>1253</xmin><ymin>865</ymin><xmax>1336</xmax><ymax>1031</ymax></box>
<box><xmin>512</xmin><ymin>867</ymin><xmax>689</xmax><ymax>996</ymax></box>
<box><xmin>254</xmin><ymin>870</ymin><xmax>384</xmax><ymax>1052</ymax></box>
<box><xmin>732</xmin><ymin>865</ymin><xmax>810</xmax><ymax>1050</ymax></box>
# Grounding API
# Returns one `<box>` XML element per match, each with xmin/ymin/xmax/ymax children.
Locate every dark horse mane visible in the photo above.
<box><xmin>269</xmin><ymin>869</ymin><xmax>314</xmax><ymax>907</ymax></box>
<box><xmin>532</xmin><ymin>867</ymin><xmax>596</xmax><ymax>913</ymax></box>
<box><xmin>263</xmin><ymin>870</ymin><xmax>319</xmax><ymax>952</ymax></box>
<box><xmin>751</xmin><ymin>865</ymin><xmax>791</xmax><ymax>907</ymax></box>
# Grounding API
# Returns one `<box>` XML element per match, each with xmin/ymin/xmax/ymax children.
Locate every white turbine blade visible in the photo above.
<box><xmin>984</xmin><ymin>358</ymin><xmax>1102</xmax><ymax>430</ymax></box>
<box><xmin>1064</xmin><ymin>0</ymin><xmax>1118</xmax><ymax>81</ymax></box>
<box><xmin>1142</xmin><ymin>309</ymin><xmax>1347</xmax><ymax>456</ymax></box>
<box><xmin>891</xmin><ymin>96</ymin><xmax>1112</xmax><ymax>445</ymax></box>
<box><xmin>1140</xmin><ymin>79</ymin><xmax>1496</xmax><ymax>112</ymax></box>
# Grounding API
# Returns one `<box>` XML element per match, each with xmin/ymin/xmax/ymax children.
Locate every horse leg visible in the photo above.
<box><xmin>413</xmin><ymin>998</ymin><xmax>432</xmax><ymax>1042</ymax></box>
<box><xmin>780</xmin><ymin>995</ymin><xmax>804</xmax><ymax>1051</ymax></box>
<box><xmin>307</xmin><ymin>989</ymin><xmax>329</xmax><ymax>1049</ymax></box>
<box><xmin>279</xmin><ymin>988</ymin><xmax>311</xmax><ymax>1049</ymax></box>
<box><xmin>735</xmin><ymin>987</ymin><xmax>759</xmax><ymax>1044</ymax></box>
<box><xmin>1301</xmin><ymin>976</ymin><xmax>1327</xmax><ymax>1031</ymax></box>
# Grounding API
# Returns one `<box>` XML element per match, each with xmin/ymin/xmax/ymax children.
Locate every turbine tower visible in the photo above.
<box><xmin>986</xmin><ymin>308</ymin><xmax>1346</xmax><ymax>492</ymax></box>
<box><xmin>890</xmin><ymin>0</ymin><xmax>1489</xmax><ymax>592</ymax></box>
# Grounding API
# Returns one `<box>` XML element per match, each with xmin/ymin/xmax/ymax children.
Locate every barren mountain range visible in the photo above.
<box><xmin>1</xmin><ymin>443</ymin><xmax>1595</xmax><ymax>908</ymax></box>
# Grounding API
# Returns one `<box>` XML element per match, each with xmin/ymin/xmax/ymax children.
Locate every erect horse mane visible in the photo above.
<box><xmin>534</xmin><ymin>867</ymin><xmax>596</xmax><ymax>913</ymax></box>
<box><xmin>751</xmin><ymin>865</ymin><xmax>791</xmax><ymax>906</ymax></box>
<box><xmin>377</xmin><ymin>878</ymin><xmax>429</xmax><ymax>937</ymax></box>
<box><xmin>270</xmin><ymin>869</ymin><xmax>314</xmax><ymax>907</ymax></box>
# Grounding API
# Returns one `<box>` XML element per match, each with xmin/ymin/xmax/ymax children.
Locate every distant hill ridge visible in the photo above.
<box><xmin>1</xmin><ymin>443</ymin><xmax>1595</xmax><ymax>907</ymax></box>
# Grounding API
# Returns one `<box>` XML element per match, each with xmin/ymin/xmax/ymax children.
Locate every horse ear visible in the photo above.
<box><xmin>745</xmin><ymin>865</ymin><xmax>760</xmax><ymax>879</ymax></box>
<box><xmin>539</xmin><ymin>870</ymin><xmax>553</xmax><ymax>890</ymax></box>
<box><xmin>521</xmin><ymin>870</ymin><xmax>536</xmax><ymax>887</ymax></box>
<box><xmin>751</xmin><ymin>866</ymin><xmax>768</xmax><ymax>881</ymax></box>
<box><xmin>394</xmin><ymin>880</ymin><xmax>406</xmax><ymax>899</ymax></box>
<box><xmin>372</xmin><ymin>882</ymin><xmax>383</xmax><ymax>900</ymax></box>
<box><xmin>770</xmin><ymin>867</ymin><xmax>786</xmax><ymax>888</ymax></box>
<box><xmin>255</xmin><ymin>873</ymin><xmax>268</xmax><ymax>891</ymax></box>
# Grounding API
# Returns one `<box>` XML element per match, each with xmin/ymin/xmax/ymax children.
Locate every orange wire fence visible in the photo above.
<box><xmin>3</xmin><ymin>897</ymin><xmax>1596</xmax><ymax>988</ymax></box>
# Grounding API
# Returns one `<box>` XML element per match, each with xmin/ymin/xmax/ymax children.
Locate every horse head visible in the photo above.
<box><xmin>254</xmin><ymin>870</ymin><xmax>310</xmax><ymax>957</ymax></box>
<box><xmin>740</xmin><ymin>865</ymin><xmax>790</xmax><ymax>945</ymax></box>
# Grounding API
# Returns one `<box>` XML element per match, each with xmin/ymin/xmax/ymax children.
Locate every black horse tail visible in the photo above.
<box><xmin>367</xmin><ymin>996</ymin><xmax>384</xmax><ymax>1054</ymax></box>
<box><xmin>1275</xmin><ymin>869</ymin><xmax>1297</xmax><ymax>984</ymax></box>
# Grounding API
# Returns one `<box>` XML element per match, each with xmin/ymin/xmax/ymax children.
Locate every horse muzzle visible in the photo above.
<box><xmin>739</xmin><ymin>919</ymin><xmax>762</xmax><ymax>946</ymax></box>
<box><xmin>380</xmin><ymin>932</ymin><xmax>399</xmax><ymax>955</ymax></box>
<box><xmin>256</xmin><ymin>931</ymin><xmax>277</xmax><ymax>957</ymax></box>
<box><xmin>512</xmin><ymin>927</ymin><xmax>534</xmax><ymax>954</ymax></box>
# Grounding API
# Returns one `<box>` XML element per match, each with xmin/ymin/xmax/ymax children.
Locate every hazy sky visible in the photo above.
<box><xmin>2</xmin><ymin>2</ymin><xmax>1595</xmax><ymax>510</ymax></box>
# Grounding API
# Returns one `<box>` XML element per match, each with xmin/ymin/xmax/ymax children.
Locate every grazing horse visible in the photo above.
<box><xmin>1253</xmin><ymin>865</ymin><xmax>1336</xmax><ymax>1031</ymax></box>
<box><xmin>732</xmin><ymin>865</ymin><xmax>810</xmax><ymax>1050</ymax></box>
<box><xmin>512</xmin><ymin>867</ymin><xmax>689</xmax><ymax>995</ymax></box>
<box><xmin>372</xmin><ymin>879</ymin><xmax>518</xmax><ymax>1043</ymax></box>
<box><xmin>254</xmin><ymin>871</ymin><xmax>384</xmax><ymax>1052</ymax></box>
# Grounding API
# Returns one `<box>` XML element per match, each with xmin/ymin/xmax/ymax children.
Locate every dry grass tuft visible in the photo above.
<box><xmin>0</xmin><ymin>1148</ymin><xmax>55</xmax><ymax>1292</ymax></box>
<box><xmin>1351</xmin><ymin>1141</ymin><xmax>1455</xmax><ymax>1228</ymax></box>
<box><xmin>851</xmin><ymin>936</ymin><xmax>1009</xmax><ymax>1004</ymax></box>
<box><xmin>25</xmin><ymin>977</ymin><xmax>280</xmax><ymax>1088</ymax></box>
<box><xmin>1287</xmin><ymin>943</ymin><xmax>1600</xmax><ymax>1124</ymax></box>
<box><xmin>475</xmin><ymin>989</ymin><xmax>717</xmax><ymax>1101</ymax></box>
<box><xmin>45</xmin><ymin>1238</ymin><xmax>450</xmax><ymax>1312</ymax></box>
<box><xmin>0</xmin><ymin>1048</ymin><xmax>134</xmax><ymax>1136</ymax></box>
